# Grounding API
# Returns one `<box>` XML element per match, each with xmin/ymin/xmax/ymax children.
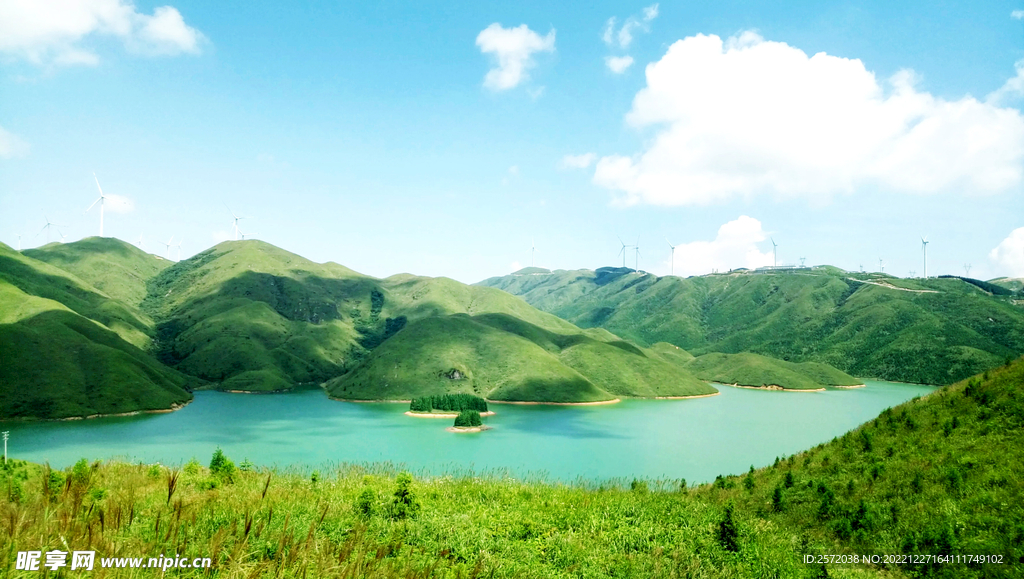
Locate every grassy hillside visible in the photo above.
<box><xmin>990</xmin><ymin>277</ymin><xmax>1024</xmax><ymax>292</ymax></box>
<box><xmin>23</xmin><ymin>237</ymin><xmax>171</xmax><ymax>308</ymax></box>
<box><xmin>326</xmin><ymin>312</ymin><xmax>714</xmax><ymax>402</ymax></box>
<box><xmin>479</xmin><ymin>267</ymin><xmax>1024</xmax><ymax>385</ymax></box>
<box><xmin>685</xmin><ymin>352</ymin><xmax>862</xmax><ymax>390</ymax></box>
<box><xmin>0</xmin><ymin>242</ymin><xmax>155</xmax><ymax>349</ymax></box>
<box><xmin>143</xmin><ymin>240</ymin><xmax>686</xmax><ymax>398</ymax></box>
<box><xmin>7</xmin><ymin>360</ymin><xmax>1020</xmax><ymax>577</ymax></box>
<box><xmin>0</xmin><ymin>280</ymin><xmax>193</xmax><ymax>419</ymax></box>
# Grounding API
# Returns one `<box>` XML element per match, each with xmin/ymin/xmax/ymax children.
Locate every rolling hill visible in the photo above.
<box><xmin>479</xmin><ymin>267</ymin><xmax>1024</xmax><ymax>385</ymax></box>
<box><xmin>326</xmin><ymin>312</ymin><xmax>716</xmax><ymax>401</ymax></box>
<box><xmin>0</xmin><ymin>244</ymin><xmax>194</xmax><ymax>419</ymax></box>
<box><xmin>683</xmin><ymin>351</ymin><xmax>862</xmax><ymax>390</ymax></box>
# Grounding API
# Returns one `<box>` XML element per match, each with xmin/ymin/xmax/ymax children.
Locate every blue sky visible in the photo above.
<box><xmin>2</xmin><ymin>1</ymin><xmax>1023</xmax><ymax>283</ymax></box>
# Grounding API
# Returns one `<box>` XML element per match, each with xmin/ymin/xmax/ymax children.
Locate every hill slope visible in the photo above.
<box><xmin>479</xmin><ymin>267</ymin><xmax>1024</xmax><ymax>385</ymax></box>
<box><xmin>23</xmin><ymin>237</ymin><xmax>171</xmax><ymax>308</ymax></box>
<box><xmin>326</xmin><ymin>313</ymin><xmax>715</xmax><ymax>402</ymax></box>
<box><xmin>684</xmin><ymin>351</ymin><xmax>862</xmax><ymax>390</ymax></box>
<box><xmin>0</xmin><ymin>278</ymin><xmax>193</xmax><ymax>419</ymax></box>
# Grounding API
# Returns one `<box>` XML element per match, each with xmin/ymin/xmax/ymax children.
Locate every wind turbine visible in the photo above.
<box><xmin>239</xmin><ymin>228</ymin><xmax>257</xmax><ymax>240</ymax></box>
<box><xmin>633</xmin><ymin>236</ymin><xmax>641</xmax><ymax>273</ymax></box>
<box><xmin>176</xmin><ymin>238</ymin><xmax>183</xmax><ymax>261</ymax></box>
<box><xmin>531</xmin><ymin>238</ymin><xmax>536</xmax><ymax>267</ymax></box>
<box><xmin>163</xmin><ymin>235</ymin><xmax>174</xmax><ymax>259</ymax></box>
<box><xmin>86</xmin><ymin>173</ymin><xmax>107</xmax><ymax>237</ymax></box>
<box><xmin>136</xmin><ymin>234</ymin><xmax>144</xmax><ymax>249</ymax></box>
<box><xmin>666</xmin><ymin>239</ymin><xmax>677</xmax><ymax>276</ymax></box>
<box><xmin>617</xmin><ymin>237</ymin><xmax>633</xmax><ymax>268</ymax></box>
<box><xmin>227</xmin><ymin>206</ymin><xmax>250</xmax><ymax>241</ymax></box>
<box><xmin>35</xmin><ymin>216</ymin><xmax>63</xmax><ymax>244</ymax></box>
<box><xmin>964</xmin><ymin>264</ymin><xmax>972</xmax><ymax>277</ymax></box>
<box><xmin>879</xmin><ymin>258</ymin><xmax>884</xmax><ymax>274</ymax></box>
<box><xmin>921</xmin><ymin>237</ymin><xmax>929</xmax><ymax>279</ymax></box>
<box><xmin>771</xmin><ymin>237</ymin><xmax>778</xmax><ymax>268</ymax></box>
<box><xmin>58</xmin><ymin>229</ymin><xmax>68</xmax><ymax>243</ymax></box>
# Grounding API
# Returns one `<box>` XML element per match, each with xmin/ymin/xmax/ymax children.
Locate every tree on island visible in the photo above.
<box><xmin>410</xmin><ymin>394</ymin><xmax>487</xmax><ymax>413</ymax></box>
<box><xmin>453</xmin><ymin>410</ymin><xmax>482</xmax><ymax>428</ymax></box>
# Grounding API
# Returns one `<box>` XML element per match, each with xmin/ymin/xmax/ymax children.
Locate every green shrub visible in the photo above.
<box><xmin>209</xmin><ymin>448</ymin><xmax>236</xmax><ymax>483</ymax></box>
<box><xmin>356</xmin><ymin>486</ymin><xmax>376</xmax><ymax>517</ymax></box>
<box><xmin>717</xmin><ymin>502</ymin><xmax>740</xmax><ymax>552</ymax></box>
<box><xmin>630</xmin><ymin>479</ymin><xmax>648</xmax><ymax>494</ymax></box>
<box><xmin>454</xmin><ymin>410</ymin><xmax>482</xmax><ymax>428</ymax></box>
<box><xmin>391</xmin><ymin>472</ymin><xmax>419</xmax><ymax>519</ymax></box>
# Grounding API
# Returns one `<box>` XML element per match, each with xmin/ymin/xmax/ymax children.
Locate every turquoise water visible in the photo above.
<box><xmin>0</xmin><ymin>380</ymin><xmax>934</xmax><ymax>483</ymax></box>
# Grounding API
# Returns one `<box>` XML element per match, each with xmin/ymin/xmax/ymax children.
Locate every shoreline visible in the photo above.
<box><xmin>654</xmin><ymin>391</ymin><xmax>721</xmax><ymax>400</ymax></box>
<box><xmin>446</xmin><ymin>425</ymin><xmax>493</xmax><ymax>434</ymax></box>
<box><xmin>722</xmin><ymin>383</ymin><xmax>826</xmax><ymax>392</ymax></box>
<box><xmin>405</xmin><ymin>411</ymin><xmax>496</xmax><ymax>418</ymax></box>
<box><xmin>487</xmin><ymin>398</ymin><xmax>621</xmax><ymax>406</ymax></box>
<box><xmin>47</xmin><ymin>399</ymin><xmax>194</xmax><ymax>422</ymax></box>
<box><xmin>832</xmin><ymin>384</ymin><xmax>867</xmax><ymax>389</ymax></box>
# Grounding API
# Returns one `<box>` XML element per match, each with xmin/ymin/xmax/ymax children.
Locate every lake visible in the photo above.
<box><xmin>0</xmin><ymin>380</ymin><xmax>934</xmax><ymax>483</ymax></box>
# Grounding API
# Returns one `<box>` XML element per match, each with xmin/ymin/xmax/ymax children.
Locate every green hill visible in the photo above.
<box><xmin>326</xmin><ymin>312</ymin><xmax>715</xmax><ymax>402</ymax></box>
<box><xmin>0</xmin><ymin>278</ymin><xmax>193</xmax><ymax>419</ymax></box>
<box><xmin>990</xmin><ymin>277</ymin><xmax>1024</xmax><ymax>292</ymax></box>
<box><xmin>684</xmin><ymin>352</ymin><xmax>862</xmax><ymax>390</ymax></box>
<box><xmin>479</xmin><ymin>267</ymin><xmax>1024</xmax><ymax>385</ymax></box>
<box><xmin>23</xmin><ymin>237</ymin><xmax>171</xmax><ymax>308</ymax></box>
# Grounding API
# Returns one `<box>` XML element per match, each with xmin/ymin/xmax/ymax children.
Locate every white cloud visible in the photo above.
<box><xmin>0</xmin><ymin>0</ymin><xmax>205</xmax><ymax>66</ymax></box>
<box><xmin>510</xmin><ymin>261</ymin><xmax>522</xmax><ymax>271</ymax></box>
<box><xmin>1013</xmin><ymin>10</ymin><xmax>1024</xmax><ymax>19</ymax></box>
<box><xmin>668</xmin><ymin>216</ymin><xmax>773</xmax><ymax>276</ymax></box>
<box><xmin>987</xmin><ymin>59</ymin><xmax>1024</xmax><ymax>105</ymax></box>
<box><xmin>592</xmin><ymin>32</ymin><xmax>1024</xmax><ymax>206</ymax></box>
<box><xmin>561</xmin><ymin>153</ymin><xmax>597</xmax><ymax>169</ymax></box>
<box><xmin>989</xmin><ymin>227</ymin><xmax>1024</xmax><ymax>277</ymax></box>
<box><xmin>103</xmin><ymin>193</ymin><xmax>134</xmax><ymax>213</ymax></box>
<box><xmin>476</xmin><ymin>23</ymin><xmax>555</xmax><ymax>91</ymax></box>
<box><xmin>603</xmin><ymin>4</ymin><xmax>659</xmax><ymax>49</ymax></box>
<box><xmin>0</xmin><ymin>125</ymin><xmax>30</xmax><ymax>158</ymax></box>
<box><xmin>508</xmin><ymin>165</ymin><xmax>519</xmax><ymax>176</ymax></box>
<box><xmin>605</xmin><ymin>55</ymin><xmax>634</xmax><ymax>73</ymax></box>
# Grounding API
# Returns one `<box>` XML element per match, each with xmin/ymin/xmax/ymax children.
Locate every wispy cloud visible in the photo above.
<box><xmin>605</xmin><ymin>56</ymin><xmax>634</xmax><ymax>74</ymax></box>
<box><xmin>603</xmin><ymin>4</ymin><xmax>659</xmax><ymax>49</ymax></box>
<box><xmin>593</xmin><ymin>32</ymin><xmax>1024</xmax><ymax>206</ymax></box>
<box><xmin>1012</xmin><ymin>10</ymin><xmax>1024</xmax><ymax>19</ymax></box>
<box><xmin>476</xmin><ymin>23</ymin><xmax>555</xmax><ymax>91</ymax></box>
<box><xmin>0</xmin><ymin>0</ymin><xmax>206</xmax><ymax>66</ymax></box>
<box><xmin>987</xmin><ymin>60</ymin><xmax>1024</xmax><ymax>105</ymax></box>
<box><xmin>561</xmin><ymin>153</ymin><xmax>597</xmax><ymax>169</ymax></box>
<box><xmin>0</xmin><ymin>125</ymin><xmax>29</xmax><ymax>158</ymax></box>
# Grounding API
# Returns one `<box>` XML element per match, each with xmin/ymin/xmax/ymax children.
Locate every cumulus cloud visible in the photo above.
<box><xmin>668</xmin><ymin>216</ymin><xmax>773</xmax><ymax>276</ymax></box>
<box><xmin>592</xmin><ymin>32</ymin><xmax>1024</xmax><ymax>206</ymax></box>
<box><xmin>561</xmin><ymin>153</ymin><xmax>597</xmax><ymax>169</ymax></box>
<box><xmin>0</xmin><ymin>125</ymin><xmax>30</xmax><ymax>158</ymax></box>
<box><xmin>989</xmin><ymin>227</ymin><xmax>1024</xmax><ymax>277</ymax></box>
<box><xmin>605</xmin><ymin>55</ymin><xmax>634</xmax><ymax>74</ymax></box>
<box><xmin>603</xmin><ymin>4</ymin><xmax>659</xmax><ymax>49</ymax></box>
<box><xmin>987</xmin><ymin>60</ymin><xmax>1024</xmax><ymax>105</ymax></box>
<box><xmin>476</xmin><ymin>23</ymin><xmax>555</xmax><ymax>91</ymax></box>
<box><xmin>1013</xmin><ymin>10</ymin><xmax>1024</xmax><ymax>19</ymax></box>
<box><xmin>0</xmin><ymin>0</ymin><xmax>205</xmax><ymax>66</ymax></box>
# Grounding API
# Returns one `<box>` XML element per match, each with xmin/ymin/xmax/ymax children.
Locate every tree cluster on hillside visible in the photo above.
<box><xmin>410</xmin><ymin>393</ymin><xmax>487</xmax><ymax>413</ymax></box>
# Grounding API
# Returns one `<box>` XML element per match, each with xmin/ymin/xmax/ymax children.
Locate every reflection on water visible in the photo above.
<box><xmin>0</xmin><ymin>380</ymin><xmax>934</xmax><ymax>483</ymax></box>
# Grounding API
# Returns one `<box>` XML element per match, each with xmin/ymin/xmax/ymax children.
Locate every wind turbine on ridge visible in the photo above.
<box><xmin>633</xmin><ymin>236</ymin><xmax>641</xmax><ymax>273</ymax></box>
<box><xmin>666</xmin><ymin>239</ymin><xmax>677</xmax><ymax>276</ymax></box>
<box><xmin>137</xmin><ymin>234</ymin><xmax>144</xmax><ymax>249</ymax></box>
<box><xmin>163</xmin><ymin>235</ymin><xmax>174</xmax><ymax>259</ymax></box>
<box><xmin>921</xmin><ymin>237</ymin><xmax>929</xmax><ymax>279</ymax></box>
<box><xmin>239</xmin><ymin>228</ymin><xmax>257</xmax><ymax>240</ymax></box>
<box><xmin>176</xmin><ymin>238</ymin><xmax>184</xmax><ymax>261</ymax></box>
<box><xmin>227</xmin><ymin>206</ymin><xmax>251</xmax><ymax>241</ymax></box>
<box><xmin>531</xmin><ymin>238</ymin><xmax>536</xmax><ymax>267</ymax></box>
<box><xmin>617</xmin><ymin>237</ymin><xmax>633</xmax><ymax>268</ymax></box>
<box><xmin>35</xmin><ymin>216</ymin><xmax>63</xmax><ymax>244</ymax></box>
<box><xmin>86</xmin><ymin>173</ymin><xmax>107</xmax><ymax>237</ymax></box>
<box><xmin>771</xmin><ymin>237</ymin><xmax>778</xmax><ymax>267</ymax></box>
<box><xmin>58</xmin><ymin>229</ymin><xmax>68</xmax><ymax>244</ymax></box>
<box><xmin>879</xmin><ymin>258</ymin><xmax>884</xmax><ymax>274</ymax></box>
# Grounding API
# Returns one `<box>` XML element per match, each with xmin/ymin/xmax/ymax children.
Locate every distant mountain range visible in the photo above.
<box><xmin>478</xmin><ymin>266</ymin><xmax>1024</xmax><ymax>385</ymax></box>
<box><xmin>4</xmin><ymin>239</ymin><xmax>1018</xmax><ymax>419</ymax></box>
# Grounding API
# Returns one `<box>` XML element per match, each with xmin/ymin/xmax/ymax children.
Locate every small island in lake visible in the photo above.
<box><xmin>447</xmin><ymin>410</ymin><xmax>490</xmax><ymax>433</ymax></box>
<box><xmin>406</xmin><ymin>394</ymin><xmax>495</xmax><ymax>418</ymax></box>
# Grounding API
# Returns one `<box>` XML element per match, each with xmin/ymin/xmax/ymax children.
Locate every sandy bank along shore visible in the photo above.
<box><xmin>446</xmin><ymin>425</ymin><xmax>493</xmax><ymax>433</ymax></box>
<box><xmin>54</xmin><ymin>399</ymin><xmax>193</xmax><ymax>422</ymax></box>
<box><xmin>724</xmin><ymin>383</ymin><xmax>826</xmax><ymax>392</ymax></box>
<box><xmin>654</xmin><ymin>391</ymin><xmax>721</xmax><ymax>400</ymax></box>
<box><xmin>487</xmin><ymin>398</ymin><xmax>621</xmax><ymax>406</ymax></box>
<box><xmin>405</xmin><ymin>411</ymin><xmax>496</xmax><ymax>418</ymax></box>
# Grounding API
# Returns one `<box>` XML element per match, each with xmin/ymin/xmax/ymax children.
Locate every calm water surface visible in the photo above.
<box><xmin>0</xmin><ymin>380</ymin><xmax>934</xmax><ymax>483</ymax></box>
